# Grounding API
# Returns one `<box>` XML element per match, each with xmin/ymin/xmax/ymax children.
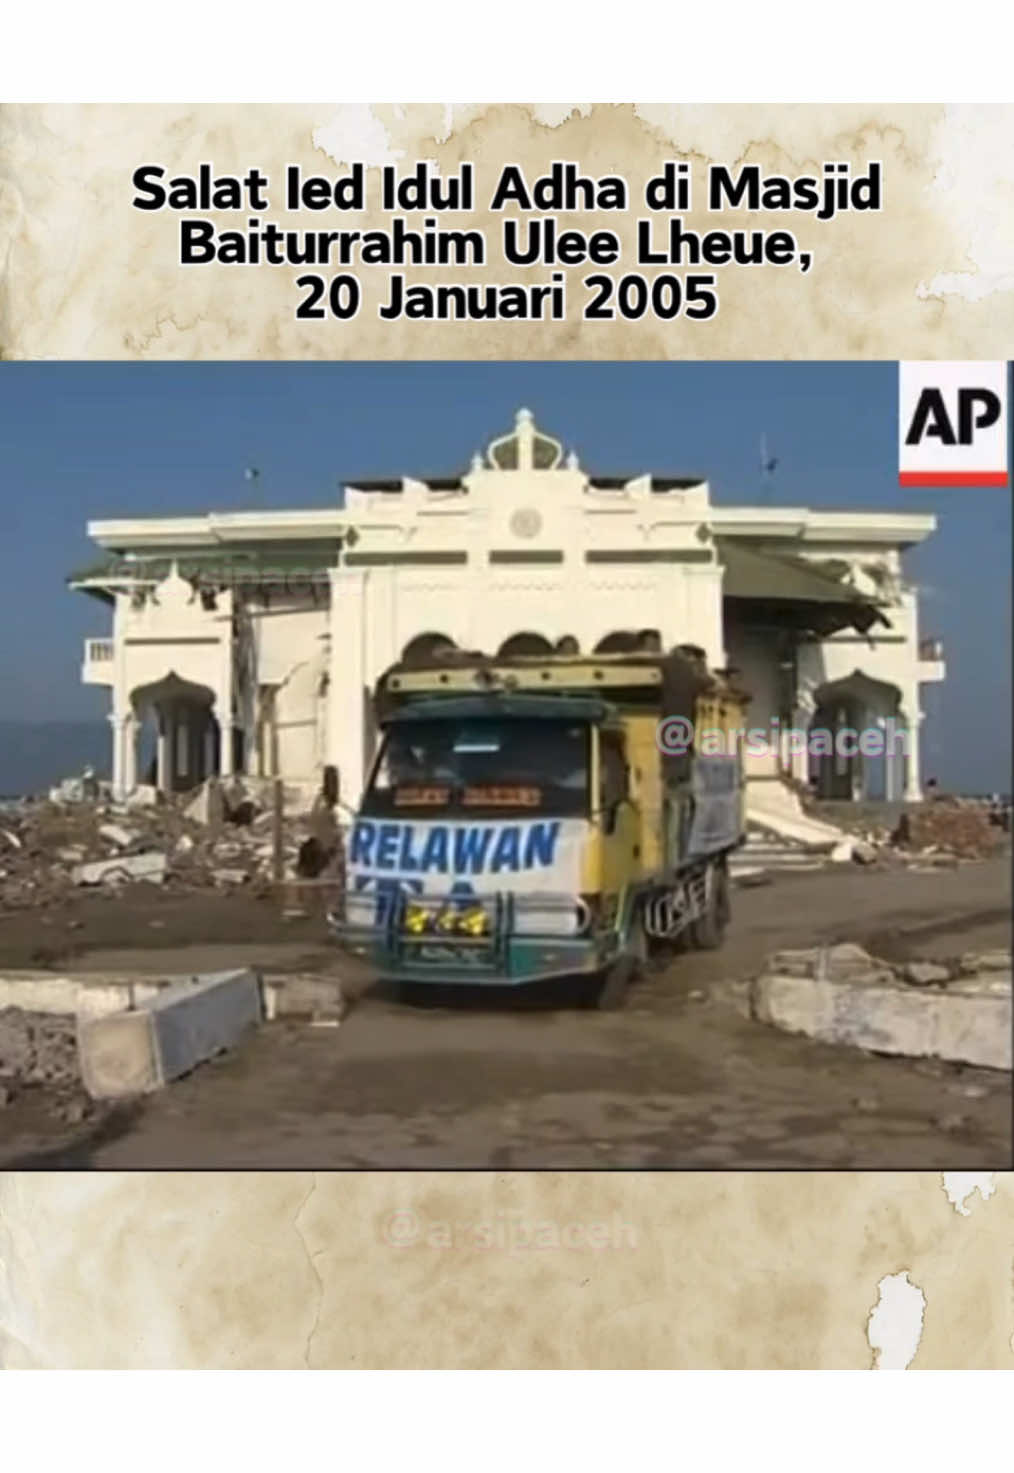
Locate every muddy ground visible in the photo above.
<box><xmin>1</xmin><ymin>855</ymin><xmax>1010</xmax><ymax>1170</ymax></box>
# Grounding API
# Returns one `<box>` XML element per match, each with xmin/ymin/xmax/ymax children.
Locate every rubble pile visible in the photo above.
<box><xmin>0</xmin><ymin>776</ymin><xmax>345</xmax><ymax>913</ymax></box>
<box><xmin>0</xmin><ymin>1006</ymin><xmax>94</xmax><ymax>1122</ymax></box>
<box><xmin>890</xmin><ymin>801</ymin><xmax>1008</xmax><ymax>861</ymax></box>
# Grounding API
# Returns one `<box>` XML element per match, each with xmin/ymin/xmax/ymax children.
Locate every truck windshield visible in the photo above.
<box><xmin>363</xmin><ymin>717</ymin><xmax>590</xmax><ymax>816</ymax></box>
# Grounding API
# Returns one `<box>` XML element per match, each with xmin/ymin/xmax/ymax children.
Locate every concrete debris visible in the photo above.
<box><xmin>741</xmin><ymin>789</ymin><xmax>1010</xmax><ymax>879</ymax></box>
<box><xmin>184</xmin><ymin>778</ymin><xmax>226</xmax><ymax>827</ymax></box>
<box><xmin>48</xmin><ymin>769</ymin><xmax>106</xmax><ymax>805</ymax></box>
<box><xmin>960</xmin><ymin>949</ymin><xmax>1010</xmax><ymax>973</ymax></box>
<box><xmin>125</xmin><ymin>784</ymin><xmax>160</xmax><ymax>809</ymax></box>
<box><xmin>903</xmin><ymin>960</ymin><xmax>951</xmax><ymax>986</ymax></box>
<box><xmin>0</xmin><ymin>1006</ymin><xmax>82</xmax><ymax>1089</ymax></box>
<box><xmin>751</xmin><ymin>946</ymin><xmax>1012</xmax><ymax>1070</ymax></box>
<box><xmin>934</xmin><ymin>1112</ymin><xmax>970</xmax><ymax>1133</ymax></box>
<box><xmin>77</xmin><ymin>968</ymin><xmax>263</xmax><ymax>1099</ymax></box>
<box><xmin>97</xmin><ymin>822</ymin><xmax>138</xmax><ymax>849</ymax></box>
<box><xmin>212</xmin><ymin>868</ymin><xmax>249</xmax><ymax>886</ymax></box>
<box><xmin>0</xmin><ymin>783</ymin><xmax>345</xmax><ymax>914</ymax></box>
<box><xmin>891</xmin><ymin>802</ymin><xmax>1006</xmax><ymax>860</ymax></box>
<box><xmin>746</xmin><ymin>780</ymin><xmax>849</xmax><ymax>851</ymax></box>
<box><xmin>72</xmin><ymin>851</ymin><xmax>169</xmax><ymax>887</ymax></box>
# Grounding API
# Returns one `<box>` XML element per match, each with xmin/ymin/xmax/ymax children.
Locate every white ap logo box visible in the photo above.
<box><xmin>899</xmin><ymin>361</ymin><xmax>1008</xmax><ymax>487</ymax></box>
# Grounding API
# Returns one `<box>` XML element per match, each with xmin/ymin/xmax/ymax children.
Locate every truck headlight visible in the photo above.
<box><xmin>403</xmin><ymin>902</ymin><xmax>430</xmax><ymax>934</ymax></box>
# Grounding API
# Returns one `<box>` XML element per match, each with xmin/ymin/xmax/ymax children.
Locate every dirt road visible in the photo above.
<box><xmin>1</xmin><ymin>856</ymin><xmax>1010</xmax><ymax>1170</ymax></box>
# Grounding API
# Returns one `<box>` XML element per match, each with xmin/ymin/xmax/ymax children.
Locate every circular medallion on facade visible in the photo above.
<box><xmin>509</xmin><ymin>506</ymin><xmax>543</xmax><ymax>539</ymax></box>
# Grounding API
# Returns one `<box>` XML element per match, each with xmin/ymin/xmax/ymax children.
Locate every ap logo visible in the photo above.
<box><xmin>899</xmin><ymin>362</ymin><xmax>1008</xmax><ymax>486</ymax></box>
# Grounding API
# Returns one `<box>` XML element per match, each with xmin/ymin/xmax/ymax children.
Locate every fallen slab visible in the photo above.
<box><xmin>751</xmin><ymin>946</ymin><xmax>1011</xmax><ymax>1070</ymax></box>
<box><xmin>746</xmin><ymin>779</ymin><xmax>848</xmax><ymax>851</ymax></box>
<box><xmin>71</xmin><ymin>851</ymin><xmax>168</xmax><ymax>887</ymax></box>
<box><xmin>77</xmin><ymin>968</ymin><xmax>262</xmax><ymax>1099</ymax></box>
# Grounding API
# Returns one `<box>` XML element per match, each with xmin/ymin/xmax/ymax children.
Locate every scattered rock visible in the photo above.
<box><xmin>0</xmin><ymin>1007</ymin><xmax>81</xmax><ymax>1088</ymax></box>
<box><xmin>854</xmin><ymin>1096</ymin><xmax>880</xmax><ymax>1113</ymax></box>
<box><xmin>125</xmin><ymin>784</ymin><xmax>160</xmax><ymax>809</ymax></box>
<box><xmin>98</xmin><ymin>822</ymin><xmax>138</xmax><ymax>849</ymax></box>
<box><xmin>830</xmin><ymin>840</ymin><xmax>853</xmax><ymax>863</ymax></box>
<box><xmin>903</xmin><ymin>960</ymin><xmax>952</xmax><ymax>986</ymax></box>
<box><xmin>935</xmin><ymin>1112</ymin><xmax>971</xmax><ymax>1133</ymax></box>
<box><xmin>949</xmin><ymin>1082</ymin><xmax>989</xmax><ymax>1099</ymax></box>
<box><xmin>851</xmin><ymin>840</ymin><xmax>877</xmax><ymax>865</ymax></box>
<box><xmin>212</xmin><ymin>867</ymin><xmax>249</xmax><ymax>886</ymax></box>
<box><xmin>959</xmin><ymin>949</ymin><xmax>1011</xmax><ymax>974</ymax></box>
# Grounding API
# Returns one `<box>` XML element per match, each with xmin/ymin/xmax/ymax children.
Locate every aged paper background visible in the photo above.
<box><xmin>1</xmin><ymin>1172</ymin><xmax>1012</xmax><ymax>1367</ymax></box>
<box><xmin>1</xmin><ymin>103</ymin><xmax>1013</xmax><ymax>358</ymax></box>
<box><xmin>0</xmin><ymin>104</ymin><xmax>1012</xmax><ymax>1368</ymax></box>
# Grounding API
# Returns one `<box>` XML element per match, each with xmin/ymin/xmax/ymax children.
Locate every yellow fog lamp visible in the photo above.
<box><xmin>434</xmin><ymin>906</ymin><xmax>460</xmax><ymax>934</ymax></box>
<box><xmin>457</xmin><ymin>905</ymin><xmax>489</xmax><ymax>937</ymax></box>
<box><xmin>403</xmin><ymin>902</ymin><xmax>430</xmax><ymax>934</ymax></box>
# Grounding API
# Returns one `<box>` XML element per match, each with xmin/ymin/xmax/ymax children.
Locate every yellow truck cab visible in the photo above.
<box><xmin>329</xmin><ymin>646</ymin><xmax>749</xmax><ymax>1007</ymax></box>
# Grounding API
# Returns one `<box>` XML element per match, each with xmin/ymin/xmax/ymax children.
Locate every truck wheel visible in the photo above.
<box><xmin>689</xmin><ymin>862</ymin><xmax>730</xmax><ymax>951</ymax></box>
<box><xmin>593</xmin><ymin>908</ymin><xmax>646</xmax><ymax>1010</ymax></box>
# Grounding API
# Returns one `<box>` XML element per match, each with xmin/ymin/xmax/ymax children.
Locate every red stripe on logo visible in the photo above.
<box><xmin>898</xmin><ymin>471</ymin><xmax>1009</xmax><ymax>487</ymax></box>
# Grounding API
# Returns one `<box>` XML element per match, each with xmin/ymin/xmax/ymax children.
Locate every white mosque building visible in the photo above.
<box><xmin>72</xmin><ymin>408</ymin><xmax>945</xmax><ymax>808</ymax></box>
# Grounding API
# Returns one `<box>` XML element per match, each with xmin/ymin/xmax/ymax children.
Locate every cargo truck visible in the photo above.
<box><xmin>328</xmin><ymin>645</ymin><xmax>749</xmax><ymax>1007</ymax></box>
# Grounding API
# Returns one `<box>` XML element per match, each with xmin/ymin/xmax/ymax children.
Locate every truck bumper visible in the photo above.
<box><xmin>329</xmin><ymin>919</ymin><xmax>609</xmax><ymax>988</ymax></box>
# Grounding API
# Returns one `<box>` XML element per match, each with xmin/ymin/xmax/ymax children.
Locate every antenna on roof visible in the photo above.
<box><xmin>759</xmin><ymin>435</ymin><xmax>778</xmax><ymax>503</ymax></box>
<box><xmin>244</xmin><ymin>466</ymin><xmax>264</xmax><ymax>507</ymax></box>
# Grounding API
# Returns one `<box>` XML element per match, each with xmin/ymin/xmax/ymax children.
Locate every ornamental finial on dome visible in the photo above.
<box><xmin>486</xmin><ymin>407</ymin><xmax>563</xmax><ymax>471</ymax></box>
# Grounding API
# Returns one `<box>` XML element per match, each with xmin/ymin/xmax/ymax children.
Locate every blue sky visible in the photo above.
<box><xmin>0</xmin><ymin>362</ymin><xmax>1009</xmax><ymax>791</ymax></box>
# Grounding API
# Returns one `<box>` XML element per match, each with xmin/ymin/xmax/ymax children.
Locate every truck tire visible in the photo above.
<box><xmin>593</xmin><ymin>906</ymin><xmax>647</xmax><ymax>1010</ymax></box>
<box><xmin>689</xmin><ymin>861</ymin><xmax>730</xmax><ymax>951</ymax></box>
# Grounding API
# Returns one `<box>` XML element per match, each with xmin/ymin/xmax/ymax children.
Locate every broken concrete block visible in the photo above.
<box><xmin>125</xmin><ymin>784</ymin><xmax>159</xmax><ymax>809</ymax></box>
<box><xmin>751</xmin><ymin>966</ymin><xmax>1011</xmax><ymax>1070</ymax></box>
<box><xmin>72</xmin><ymin>851</ymin><xmax>168</xmax><ymax>887</ymax></box>
<box><xmin>959</xmin><ymin>949</ymin><xmax>1011</xmax><ymax>974</ymax></box>
<box><xmin>77</xmin><ymin>969</ymin><xmax>262</xmax><ymax>1099</ymax></box>
<box><xmin>830</xmin><ymin>840</ymin><xmax>853</xmax><ymax>863</ymax></box>
<box><xmin>851</xmin><ymin>841</ymin><xmax>877</xmax><ymax>864</ymax></box>
<box><xmin>263</xmin><ymin>973</ymin><xmax>346</xmax><ymax>1021</ymax></box>
<box><xmin>98</xmin><ymin>822</ymin><xmax>138</xmax><ymax>849</ymax></box>
<box><xmin>185</xmin><ymin>778</ymin><xmax>226</xmax><ymax>827</ymax></box>
<box><xmin>212</xmin><ymin>867</ymin><xmax>249</xmax><ymax>886</ymax></box>
<box><xmin>904</xmin><ymin>960</ymin><xmax>951</xmax><ymax>986</ymax></box>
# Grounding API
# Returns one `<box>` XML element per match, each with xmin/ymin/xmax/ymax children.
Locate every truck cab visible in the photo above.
<box><xmin>329</xmin><ymin>650</ymin><xmax>747</xmax><ymax>1006</ymax></box>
